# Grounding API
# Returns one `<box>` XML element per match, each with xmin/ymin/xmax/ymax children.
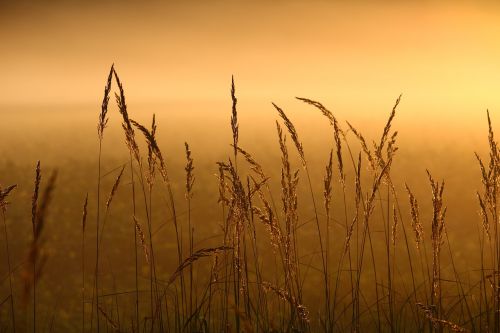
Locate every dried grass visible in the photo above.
<box><xmin>405</xmin><ymin>184</ymin><xmax>423</xmax><ymax>249</ymax></box>
<box><xmin>132</xmin><ymin>216</ymin><xmax>150</xmax><ymax>264</ymax></box>
<box><xmin>97</xmin><ymin>65</ymin><xmax>114</xmax><ymax>140</ymax></box>
<box><xmin>167</xmin><ymin>247</ymin><xmax>232</xmax><ymax>286</ymax></box>
<box><xmin>105</xmin><ymin>165</ymin><xmax>125</xmax><ymax>212</ymax></box>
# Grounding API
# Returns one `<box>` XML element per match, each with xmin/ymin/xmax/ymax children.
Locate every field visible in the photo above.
<box><xmin>0</xmin><ymin>65</ymin><xmax>499</xmax><ymax>333</ymax></box>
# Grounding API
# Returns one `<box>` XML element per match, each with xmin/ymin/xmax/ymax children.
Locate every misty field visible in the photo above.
<box><xmin>1</xmin><ymin>66</ymin><xmax>499</xmax><ymax>333</ymax></box>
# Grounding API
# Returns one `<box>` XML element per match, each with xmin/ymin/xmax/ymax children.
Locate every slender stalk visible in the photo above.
<box><xmin>31</xmin><ymin>161</ymin><xmax>41</xmax><ymax>333</ymax></box>
<box><xmin>95</xmin><ymin>141</ymin><xmax>102</xmax><ymax>333</ymax></box>
<box><xmin>95</xmin><ymin>64</ymin><xmax>113</xmax><ymax>333</ymax></box>
<box><xmin>1</xmin><ymin>189</ymin><xmax>16</xmax><ymax>333</ymax></box>
<box><xmin>273</xmin><ymin>102</ymin><xmax>327</xmax><ymax>329</ymax></box>
<box><xmin>130</xmin><ymin>117</ymin><xmax>181</xmax><ymax>330</ymax></box>
<box><xmin>185</xmin><ymin>142</ymin><xmax>195</xmax><ymax>330</ymax></box>
<box><xmin>129</xmin><ymin>154</ymin><xmax>140</xmax><ymax>332</ymax></box>
<box><xmin>81</xmin><ymin>194</ymin><xmax>88</xmax><ymax>333</ymax></box>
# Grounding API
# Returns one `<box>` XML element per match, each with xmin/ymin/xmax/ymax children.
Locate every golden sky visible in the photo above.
<box><xmin>1</xmin><ymin>0</ymin><xmax>500</xmax><ymax>124</ymax></box>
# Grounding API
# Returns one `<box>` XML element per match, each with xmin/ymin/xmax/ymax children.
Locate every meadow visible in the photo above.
<box><xmin>0</xmin><ymin>65</ymin><xmax>498</xmax><ymax>333</ymax></box>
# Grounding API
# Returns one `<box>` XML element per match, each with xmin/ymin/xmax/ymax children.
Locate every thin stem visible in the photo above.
<box><xmin>129</xmin><ymin>154</ymin><xmax>140</xmax><ymax>332</ymax></box>
<box><xmin>95</xmin><ymin>139</ymin><xmax>102</xmax><ymax>333</ymax></box>
<box><xmin>2</xmin><ymin>209</ymin><xmax>16</xmax><ymax>333</ymax></box>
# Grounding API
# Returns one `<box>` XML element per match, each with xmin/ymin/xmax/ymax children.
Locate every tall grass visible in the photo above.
<box><xmin>94</xmin><ymin>64</ymin><xmax>113</xmax><ymax>333</ymax></box>
<box><xmin>23</xmin><ymin>163</ymin><xmax>57</xmax><ymax>333</ymax></box>
<box><xmin>3</xmin><ymin>67</ymin><xmax>500</xmax><ymax>332</ymax></box>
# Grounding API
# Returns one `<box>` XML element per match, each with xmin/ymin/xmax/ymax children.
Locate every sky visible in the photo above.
<box><xmin>1</xmin><ymin>0</ymin><xmax>500</xmax><ymax>113</ymax></box>
<box><xmin>1</xmin><ymin>0</ymin><xmax>500</xmax><ymax>153</ymax></box>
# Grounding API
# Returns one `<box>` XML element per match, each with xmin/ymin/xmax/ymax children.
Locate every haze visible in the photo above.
<box><xmin>1</xmin><ymin>1</ymin><xmax>500</xmax><ymax>114</ymax></box>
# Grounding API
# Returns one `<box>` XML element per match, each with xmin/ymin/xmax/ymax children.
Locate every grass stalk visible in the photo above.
<box><xmin>81</xmin><ymin>194</ymin><xmax>88</xmax><ymax>333</ymax></box>
<box><xmin>0</xmin><ymin>184</ymin><xmax>17</xmax><ymax>333</ymax></box>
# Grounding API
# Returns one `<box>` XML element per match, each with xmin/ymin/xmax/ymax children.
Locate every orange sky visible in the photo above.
<box><xmin>1</xmin><ymin>0</ymin><xmax>500</xmax><ymax>124</ymax></box>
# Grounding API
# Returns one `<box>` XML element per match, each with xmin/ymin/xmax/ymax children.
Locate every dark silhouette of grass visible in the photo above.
<box><xmin>2</xmin><ymin>66</ymin><xmax>500</xmax><ymax>332</ymax></box>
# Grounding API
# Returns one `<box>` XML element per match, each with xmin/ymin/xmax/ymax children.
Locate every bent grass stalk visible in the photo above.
<box><xmin>94</xmin><ymin>64</ymin><xmax>113</xmax><ymax>333</ymax></box>
<box><xmin>273</xmin><ymin>102</ymin><xmax>328</xmax><ymax>329</ymax></box>
<box><xmin>113</xmin><ymin>67</ymin><xmax>143</xmax><ymax>331</ymax></box>
<box><xmin>130</xmin><ymin>117</ymin><xmax>183</xmax><ymax>328</ymax></box>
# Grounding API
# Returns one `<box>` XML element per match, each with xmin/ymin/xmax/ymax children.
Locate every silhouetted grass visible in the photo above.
<box><xmin>2</xmin><ymin>65</ymin><xmax>500</xmax><ymax>332</ymax></box>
